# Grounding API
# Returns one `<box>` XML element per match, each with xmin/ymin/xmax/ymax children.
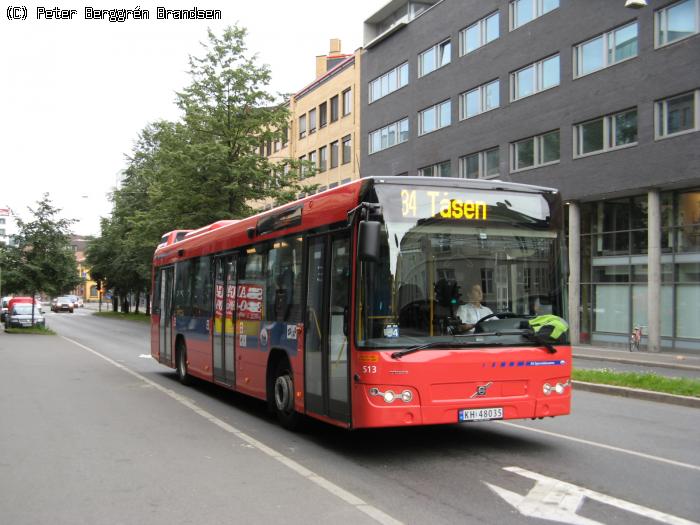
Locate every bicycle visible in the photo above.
<box><xmin>629</xmin><ymin>325</ymin><xmax>645</xmax><ymax>352</ymax></box>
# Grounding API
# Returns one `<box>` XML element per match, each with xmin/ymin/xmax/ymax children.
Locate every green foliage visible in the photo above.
<box><xmin>573</xmin><ymin>368</ymin><xmax>700</xmax><ymax>397</ymax></box>
<box><xmin>4</xmin><ymin>326</ymin><xmax>56</xmax><ymax>335</ymax></box>
<box><xmin>87</xmin><ymin>25</ymin><xmax>314</xmax><ymax>302</ymax></box>
<box><xmin>10</xmin><ymin>194</ymin><xmax>81</xmax><ymax>298</ymax></box>
<box><xmin>0</xmin><ymin>243</ymin><xmax>29</xmax><ymax>295</ymax></box>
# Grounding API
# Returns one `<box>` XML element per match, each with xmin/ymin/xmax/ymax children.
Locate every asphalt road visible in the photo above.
<box><xmin>1</xmin><ymin>308</ymin><xmax>698</xmax><ymax>525</ymax></box>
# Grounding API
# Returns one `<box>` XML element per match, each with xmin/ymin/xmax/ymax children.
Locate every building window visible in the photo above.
<box><xmin>319</xmin><ymin>102</ymin><xmax>327</xmax><ymax>128</ymax></box>
<box><xmin>369</xmin><ymin>118</ymin><xmax>409</xmax><ymax>154</ymax></box>
<box><xmin>575</xmin><ymin>22</ymin><xmax>638</xmax><ymax>78</ymax></box>
<box><xmin>655</xmin><ymin>0</ymin><xmax>699</xmax><ymax>48</ymax></box>
<box><xmin>298</xmin><ymin>115</ymin><xmax>306</xmax><ymax>139</ymax></box>
<box><xmin>308</xmin><ymin>108</ymin><xmax>317</xmax><ymax>134</ymax></box>
<box><xmin>418</xmin><ymin>39</ymin><xmax>451</xmax><ymax>77</ymax></box>
<box><xmin>342</xmin><ymin>88</ymin><xmax>352</xmax><ymax>116</ymax></box>
<box><xmin>575</xmin><ymin>108</ymin><xmax>638</xmax><ymax>157</ymax></box>
<box><xmin>460</xmin><ymin>11</ymin><xmax>499</xmax><ymax>55</ymax></box>
<box><xmin>510</xmin><ymin>0</ymin><xmax>559</xmax><ymax>30</ymax></box>
<box><xmin>308</xmin><ymin>150</ymin><xmax>317</xmax><ymax>174</ymax></box>
<box><xmin>0</xmin><ymin>229</ymin><xmax>5</xmax><ymax>236</ymax></box>
<box><xmin>330</xmin><ymin>95</ymin><xmax>339</xmax><ymax>122</ymax></box>
<box><xmin>342</xmin><ymin>135</ymin><xmax>352</xmax><ymax>164</ymax></box>
<box><xmin>511</xmin><ymin>54</ymin><xmax>559</xmax><ymax>101</ymax></box>
<box><xmin>460</xmin><ymin>80</ymin><xmax>499</xmax><ymax>119</ymax></box>
<box><xmin>511</xmin><ymin>130</ymin><xmax>560</xmax><ymax>171</ymax></box>
<box><xmin>655</xmin><ymin>90</ymin><xmax>699</xmax><ymax>138</ymax></box>
<box><xmin>460</xmin><ymin>148</ymin><xmax>500</xmax><ymax>179</ymax></box>
<box><xmin>418</xmin><ymin>160</ymin><xmax>451</xmax><ymax>177</ymax></box>
<box><xmin>299</xmin><ymin>155</ymin><xmax>306</xmax><ymax>177</ymax></box>
<box><xmin>369</xmin><ymin>62</ymin><xmax>409</xmax><ymax>103</ymax></box>
<box><xmin>318</xmin><ymin>146</ymin><xmax>327</xmax><ymax>172</ymax></box>
<box><xmin>419</xmin><ymin>100</ymin><xmax>451</xmax><ymax>135</ymax></box>
<box><xmin>0</xmin><ymin>218</ymin><xmax>5</xmax><ymax>224</ymax></box>
<box><xmin>330</xmin><ymin>140</ymin><xmax>339</xmax><ymax>169</ymax></box>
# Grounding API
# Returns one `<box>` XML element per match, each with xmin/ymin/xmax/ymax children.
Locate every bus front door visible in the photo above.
<box><xmin>159</xmin><ymin>266</ymin><xmax>174</xmax><ymax>366</ymax></box>
<box><xmin>213</xmin><ymin>255</ymin><xmax>237</xmax><ymax>385</ymax></box>
<box><xmin>305</xmin><ymin>234</ymin><xmax>351</xmax><ymax>423</ymax></box>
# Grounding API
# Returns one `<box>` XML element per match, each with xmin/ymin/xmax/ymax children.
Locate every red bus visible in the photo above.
<box><xmin>151</xmin><ymin>176</ymin><xmax>571</xmax><ymax>429</ymax></box>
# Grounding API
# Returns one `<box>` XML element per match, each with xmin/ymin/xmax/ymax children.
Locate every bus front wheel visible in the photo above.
<box><xmin>273</xmin><ymin>362</ymin><xmax>301</xmax><ymax>430</ymax></box>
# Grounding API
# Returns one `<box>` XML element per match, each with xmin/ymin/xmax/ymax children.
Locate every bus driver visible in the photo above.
<box><xmin>456</xmin><ymin>284</ymin><xmax>495</xmax><ymax>333</ymax></box>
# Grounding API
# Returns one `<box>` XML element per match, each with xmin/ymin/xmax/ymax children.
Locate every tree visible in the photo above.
<box><xmin>88</xmin><ymin>25</ymin><xmax>314</xmax><ymax>312</ymax></box>
<box><xmin>13</xmin><ymin>194</ymin><xmax>81</xmax><ymax>320</ymax></box>
<box><xmin>0</xmin><ymin>243</ymin><xmax>28</xmax><ymax>296</ymax></box>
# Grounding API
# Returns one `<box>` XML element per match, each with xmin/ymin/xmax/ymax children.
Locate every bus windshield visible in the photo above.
<box><xmin>356</xmin><ymin>184</ymin><xmax>564</xmax><ymax>349</ymax></box>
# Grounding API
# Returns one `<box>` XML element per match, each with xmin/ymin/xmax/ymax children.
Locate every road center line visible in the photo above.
<box><xmin>498</xmin><ymin>421</ymin><xmax>700</xmax><ymax>472</ymax></box>
<box><xmin>61</xmin><ymin>336</ymin><xmax>403</xmax><ymax>525</ymax></box>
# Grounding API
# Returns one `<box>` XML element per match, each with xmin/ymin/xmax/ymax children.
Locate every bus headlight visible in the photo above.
<box><xmin>555</xmin><ymin>383</ymin><xmax>565</xmax><ymax>394</ymax></box>
<box><xmin>543</xmin><ymin>383</ymin><xmax>552</xmax><ymax>395</ymax></box>
<box><xmin>369</xmin><ymin>387</ymin><xmax>414</xmax><ymax>404</ymax></box>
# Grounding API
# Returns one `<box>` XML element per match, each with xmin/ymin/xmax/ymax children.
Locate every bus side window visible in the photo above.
<box><xmin>266</xmin><ymin>237</ymin><xmax>302</xmax><ymax>323</ymax></box>
<box><xmin>175</xmin><ymin>260</ymin><xmax>192</xmax><ymax>317</ymax></box>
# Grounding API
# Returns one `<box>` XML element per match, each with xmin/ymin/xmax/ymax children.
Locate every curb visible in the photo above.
<box><xmin>573</xmin><ymin>353</ymin><xmax>700</xmax><ymax>372</ymax></box>
<box><xmin>573</xmin><ymin>380</ymin><xmax>700</xmax><ymax>409</ymax></box>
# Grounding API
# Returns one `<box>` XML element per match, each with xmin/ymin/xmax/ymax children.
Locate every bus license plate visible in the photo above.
<box><xmin>459</xmin><ymin>407</ymin><xmax>503</xmax><ymax>422</ymax></box>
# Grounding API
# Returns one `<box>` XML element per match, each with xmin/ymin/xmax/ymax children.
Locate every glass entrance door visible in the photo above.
<box><xmin>159</xmin><ymin>266</ymin><xmax>174</xmax><ymax>366</ymax></box>
<box><xmin>304</xmin><ymin>234</ymin><xmax>351</xmax><ymax>422</ymax></box>
<box><xmin>213</xmin><ymin>255</ymin><xmax>237</xmax><ymax>385</ymax></box>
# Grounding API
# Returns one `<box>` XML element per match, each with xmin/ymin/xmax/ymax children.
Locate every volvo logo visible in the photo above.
<box><xmin>470</xmin><ymin>382</ymin><xmax>493</xmax><ymax>398</ymax></box>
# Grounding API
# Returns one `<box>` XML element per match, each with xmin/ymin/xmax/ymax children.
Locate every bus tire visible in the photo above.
<box><xmin>176</xmin><ymin>342</ymin><xmax>190</xmax><ymax>386</ymax></box>
<box><xmin>273</xmin><ymin>361</ymin><xmax>301</xmax><ymax>430</ymax></box>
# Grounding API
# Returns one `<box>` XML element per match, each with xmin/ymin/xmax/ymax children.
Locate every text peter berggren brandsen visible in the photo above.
<box><xmin>34</xmin><ymin>6</ymin><xmax>222</xmax><ymax>22</ymax></box>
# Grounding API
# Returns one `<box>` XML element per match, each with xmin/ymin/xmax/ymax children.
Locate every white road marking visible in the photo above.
<box><xmin>487</xmin><ymin>466</ymin><xmax>698</xmax><ymax>525</ymax></box>
<box><xmin>61</xmin><ymin>336</ymin><xmax>402</xmax><ymax>525</ymax></box>
<box><xmin>498</xmin><ymin>421</ymin><xmax>700</xmax><ymax>472</ymax></box>
<box><xmin>138</xmin><ymin>354</ymin><xmax>152</xmax><ymax>359</ymax></box>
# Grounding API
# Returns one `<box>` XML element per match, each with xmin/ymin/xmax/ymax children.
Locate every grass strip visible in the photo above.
<box><xmin>573</xmin><ymin>368</ymin><xmax>700</xmax><ymax>398</ymax></box>
<box><xmin>93</xmin><ymin>311</ymin><xmax>151</xmax><ymax>323</ymax></box>
<box><xmin>5</xmin><ymin>326</ymin><xmax>56</xmax><ymax>335</ymax></box>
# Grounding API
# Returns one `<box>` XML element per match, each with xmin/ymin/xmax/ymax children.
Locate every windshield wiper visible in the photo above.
<box><xmin>391</xmin><ymin>341</ymin><xmax>484</xmax><ymax>359</ymax></box>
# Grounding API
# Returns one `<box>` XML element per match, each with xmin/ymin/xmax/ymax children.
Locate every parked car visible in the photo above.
<box><xmin>5</xmin><ymin>303</ymin><xmax>45</xmax><ymax>329</ymax></box>
<box><xmin>6</xmin><ymin>297</ymin><xmax>42</xmax><ymax>315</ymax></box>
<box><xmin>51</xmin><ymin>296</ymin><xmax>74</xmax><ymax>313</ymax></box>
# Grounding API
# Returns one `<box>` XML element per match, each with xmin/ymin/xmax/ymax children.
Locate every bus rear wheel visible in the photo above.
<box><xmin>176</xmin><ymin>343</ymin><xmax>190</xmax><ymax>385</ymax></box>
<box><xmin>273</xmin><ymin>362</ymin><xmax>301</xmax><ymax>430</ymax></box>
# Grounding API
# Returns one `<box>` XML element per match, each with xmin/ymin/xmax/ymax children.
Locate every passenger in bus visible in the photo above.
<box><xmin>456</xmin><ymin>284</ymin><xmax>495</xmax><ymax>332</ymax></box>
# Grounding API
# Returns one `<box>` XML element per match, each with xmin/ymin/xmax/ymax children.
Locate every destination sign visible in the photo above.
<box><xmin>400</xmin><ymin>189</ymin><xmax>488</xmax><ymax>220</ymax></box>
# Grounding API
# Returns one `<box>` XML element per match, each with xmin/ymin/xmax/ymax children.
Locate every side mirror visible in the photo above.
<box><xmin>358</xmin><ymin>220</ymin><xmax>381</xmax><ymax>262</ymax></box>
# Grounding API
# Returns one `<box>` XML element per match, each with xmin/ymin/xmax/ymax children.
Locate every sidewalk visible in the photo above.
<box><xmin>573</xmin><ymin>343</ymin><xmax>700</xmax><ymax>372</ymax></box>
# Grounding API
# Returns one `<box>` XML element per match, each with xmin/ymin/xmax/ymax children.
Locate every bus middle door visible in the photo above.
<box><xmin>213</xmin><ymin>255</ymin><xmax>237</xmax><ymax>386</ymax></box>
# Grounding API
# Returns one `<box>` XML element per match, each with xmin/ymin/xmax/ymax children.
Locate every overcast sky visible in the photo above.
<box><xmin>2</xmin><ymin>0</ymin><xmax>384</xmax><ymax>236</ymax></box>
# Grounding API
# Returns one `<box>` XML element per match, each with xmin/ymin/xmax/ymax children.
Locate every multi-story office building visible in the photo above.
<box><xmin>360</xmin><ymin>0</ymin><xmax>700</xmax><ymax>350</ymax></box>
<box><xmin>264</xmin><ymin>40</ymin><xmax>361</xmax><ymax>207</ymax></box>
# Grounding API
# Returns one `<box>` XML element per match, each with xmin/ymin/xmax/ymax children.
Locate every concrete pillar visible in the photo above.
<box><xmin>648</xmin><ymin>190</ymin><xmax>662</xmax><ymax>352</ymax></box>
<box><xmin>568</xmin><ymin>202</ymin><xmax>581</xmax><ymax>345</ymax></box>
